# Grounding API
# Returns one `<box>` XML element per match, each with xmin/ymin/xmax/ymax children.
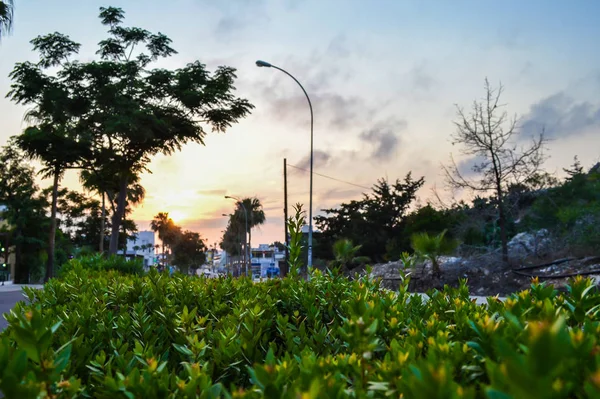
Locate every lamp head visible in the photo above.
<box><xmin>255</xmin><ymin>60</ymin><xmax>272</xmax><ymax>68</ymax></box>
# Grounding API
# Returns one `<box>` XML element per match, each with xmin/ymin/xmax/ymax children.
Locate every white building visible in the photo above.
<box><xmin>250</xmin><ymin>244</ymin><xmax>284</xmax><ymax>278</ymax></box>
<box><xmin>122</xmin><ymin>230</ymin><xmax>156</xmax><ymax>269</ymax></box>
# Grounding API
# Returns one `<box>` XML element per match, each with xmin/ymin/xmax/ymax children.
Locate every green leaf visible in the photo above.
<box><xmin>485</xmin><ymin>388</ymin><xmax>514</xmax><ymax>399</ymax></box>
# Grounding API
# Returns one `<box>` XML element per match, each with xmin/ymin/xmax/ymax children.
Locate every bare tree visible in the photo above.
<box><xmin>442</xmin><ymin>79</ymin><xmax>547</xmax><ymax>264</ymax></box>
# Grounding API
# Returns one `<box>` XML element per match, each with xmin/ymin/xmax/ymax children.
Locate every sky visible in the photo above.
<box><xmin>1</xmin><ymin>0</ymin><xmax>600</xmax><ymax>248</ymax></box>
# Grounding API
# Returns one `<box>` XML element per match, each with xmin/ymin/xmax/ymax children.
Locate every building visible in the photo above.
<box><xmin>122</xmin><ymin>230</ymin><xmax>156</xmax><ymax>269</ymax></box>
<box><xmin>250</xmin><ymin>244</ymin><xmax>284</xmax><ymax>278</ymax></box>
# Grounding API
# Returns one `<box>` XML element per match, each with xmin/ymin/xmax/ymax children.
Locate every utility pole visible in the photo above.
<box><xmin>283</xmin><ymin>158</ymin><xmax>289</xmax><ymax>274</ymax></box>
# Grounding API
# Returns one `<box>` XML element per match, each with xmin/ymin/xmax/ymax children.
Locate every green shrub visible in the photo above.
<box><xmin>1</xmin><ymin>269</ymin><xmax>600</xmax><ymax>397</ymax></box>
<box><xmin>58</xmin><ymin>254</ymin><xmax>144</xmax><ymax>277</ymax></box>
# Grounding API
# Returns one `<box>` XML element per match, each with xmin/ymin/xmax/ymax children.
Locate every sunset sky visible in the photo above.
<box><xmin>1</xmin><ymin>0</ymin><xmax>599</xmax><ymax>247</ymax></box>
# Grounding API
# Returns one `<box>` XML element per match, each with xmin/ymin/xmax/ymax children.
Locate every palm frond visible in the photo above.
<box><xmin>0</xmin><ymin>0</ymin><xmax>14</xmax><ymax>38</ymax></box>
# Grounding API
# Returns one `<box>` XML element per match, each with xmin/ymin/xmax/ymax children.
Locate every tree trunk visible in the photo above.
<box><xmin>121</xmin><ymin>221</ymin><xmax>127</xmax><ymax>254</ymax></box>
<box><xmin>99</xmin><ymin>192</ymin><xmax>106</xmax><ymax>253</ymax></box>
<box><xmin>248</xmin><ymin>228</ymin><xmax>252</xmax><ymax>277</ymax></box>
<box><xmin>13</xmin><ymin>228</ymin><xmax>26</xmax><ymax>284</ymax></box>
<box><xmin>108</xmin><ymin>174</ymin><xmax>128</xmax><ymax>255</ymax></box>
<box><xmin>45</xmin><ymin>167</ymin><xmax>60</xmax><ymax>282</ymax></box>
<box><xmin>432</xmin><ymin>258</ymin><xmax>441</xmax><ymax>276</ymax></box>
<box><xmin>497</xmin><ymin>193</ymin><xmax>509</xmax><ymax>264</ymax></box>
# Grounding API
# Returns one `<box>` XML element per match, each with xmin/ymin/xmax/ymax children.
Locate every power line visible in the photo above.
<box><xmin>287</xmin><ymin>163</ymin><xmax>371</xmax><ymax>191</ymax></box>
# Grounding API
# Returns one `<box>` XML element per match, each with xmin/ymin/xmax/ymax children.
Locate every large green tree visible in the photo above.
<box><xmin>315</xmin><ymin>174</ymin><xmax>425</xmax><ymax>263</ymax></box>
<box><xmin>9</xmin><ymin>6</ymin><xmax>253</xmax><ymax>256</ymax></box>
<box><xmin>8</xmin><ymin>32</ymin><xmax>88</xmax><ymax>280</ymax></box>
<box><xmin>0</xmin><ymin>141</ymin><xmax>48</xmax><ymax>283</ymax></box>
<box><xmin>172</xmin><ymin>230</ymin><xmax>207</xmax><ymax>274</ymax></box>
<box><xmin>12</xmin><ymin>129</ymin><xmax>83</xmax><ymax>281</ymax></box>
<box><xmin>0</xmin><ymin>0</ymin><xmax>13</xmax><ymax>41</ymax></box>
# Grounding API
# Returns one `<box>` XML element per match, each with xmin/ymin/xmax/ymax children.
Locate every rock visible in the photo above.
<box><xmin>508</xmin><ymin>229</ymin><xmax>552</xmax><ymax>260</ymax></box>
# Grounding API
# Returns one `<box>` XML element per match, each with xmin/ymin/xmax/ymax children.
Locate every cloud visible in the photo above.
<box><xmin>520</xmin><ymin>92</ymin><xmax>600</xmax><ymax>139</ymax></box>
<box><xmin>455</xmin><ymin>155</ymin><xmax>489</xmax><ymax>178</ymax></box>
<box><xmin>409</xmin><ymin>63</ymin><xmax>437</xmax><ymax>93</ymax></box>
<box><xmin>320</xmin><ymin>187</ymin><xmax>366</xmax><ymax>202</ymax></box>
<box><xmin>271</xmin><ymin>92</ymin><xmax>365</xmax><ymax>131</ymax></box>
<box><xmin>359</xmin><ymin>119</ymin><xmax>407</xmax><ymax>161</ymax></box>
<box><xmin>198</xmin><ymin>0</ymin><xmax>270</xmax><ymax>40</ymax></box>
<box><xmin>197</xmin><ymin>189</ymin><xmax>228</xmax><ymax>197</ymax></box>
<box><xmin>292</xmin><ymin>150</ymin><xmax>331</xmax><ymax>174</ymax></box>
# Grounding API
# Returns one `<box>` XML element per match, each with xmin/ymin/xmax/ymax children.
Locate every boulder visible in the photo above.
<box><xmin>508</xmin><ymin>229</ymin><xmax>552</xmax><ymax>260</ymax></box>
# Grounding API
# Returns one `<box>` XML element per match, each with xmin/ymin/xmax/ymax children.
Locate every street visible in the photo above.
<box><xmin>0</xmin><ymin>290</ymin><xmax>29</xmax><ymax>331</ymax></box>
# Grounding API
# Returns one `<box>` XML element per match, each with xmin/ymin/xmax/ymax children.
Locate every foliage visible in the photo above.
<box><xmin>172</xmin><ymin>231</ymin><xmax>207</xmax><ymax>274</ymax></box>
<box><xmin>287</xmin><ymin>203</ymin><xmax>306</xmax><ymax>277</ymax></box>
<box><xmin>329</xmin><ymin>238</ymin><xmax>370</xmax><ymax>272</ymax></box>
<box><xmin>0</xmin><ymin>141</ymin><xmax>49</xmax><ymax>283</ymax></box>
<box><xmin>521</xmin><ymin>160</ymin><xmax>600</xmax><ymax>253</ymax></box>
<box><xmin>8</xmin><ymin>6</ymin><xmax>253</xmax><ymax>255</ymax></box>
<box><xmin>235</xmin><ymin>197</ymin><xmax>266</xmax><ymax>246</ymax></box>
<box><xmin>411</xmin><ymin>230</ymin><xmax>460</xmax><ymax>275</ymax></box>
<box><xmin>2</xmin><ymin>264</ymin><xmax>600</xmax><ymax>397</ymax></box>
<box><xmin>0</xmin><ymin>0</ymin><xmax>14</xmax><ymax>40</ymax></box>
<box><xmin>398</xmin><ymin>251</ymin><xmax>419</xmax><ymax>270</ymax></box>
<box><xmin>315</xmin><ymin>174</ymin><xmax>425</xmax><ymax>263</ymax></box>
<box><xmin>151</xmin><ymin>212</ymin><xmax>178</xmax><ymax>265</ymax></box>
<box><xmin>58</xmin><ymin>254</ymin><xmax>144</xmax><ymax>277</ymax></box>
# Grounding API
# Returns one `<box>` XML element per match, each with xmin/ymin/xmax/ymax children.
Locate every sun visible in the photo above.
<box><xmin>169</xmin><ymin>210</ymin><xmax>187</xmax><ymax>223</ymax></box>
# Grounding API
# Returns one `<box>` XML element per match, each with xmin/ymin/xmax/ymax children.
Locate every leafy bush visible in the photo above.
<box><xmin>330</xmin><ymin>238</ymin><xmax>370</xmax><ymax>271</ymax></box>
<box><xmin>411</xmin><ymin>229</ymin><xmax>459</xmax><ymax>275</ymax></box>
<box><xmin>1</xmin><ymin>269</ymin><xmax>600</xmax><ymax>397</ymax></box>
<box><xmin>58</xmin><ymin>254</ymin><xmax>144</xmax><ymax>277</ymax></box>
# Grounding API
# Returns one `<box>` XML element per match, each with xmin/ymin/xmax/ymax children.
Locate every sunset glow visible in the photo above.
<box><xmin>1</xmin><ymin>1</ymin><xmax>599</xmax><ymax>248</ymax></box>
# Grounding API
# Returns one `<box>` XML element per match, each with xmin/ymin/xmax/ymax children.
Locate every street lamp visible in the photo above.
<box><xmin>225</xmin><ymin>196</ymin><xmax>249</xmax><ymax>276</ymax></box>
<box><xmin>256</xmin><ymin>59</ymin><xmax>314</xmax><ymax>271</ymax></box>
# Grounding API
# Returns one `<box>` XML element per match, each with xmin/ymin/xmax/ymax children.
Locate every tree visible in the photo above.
<box><xmin>234</xmin><ymin>197</ymin><xmax>265</xmax><ymax>261</ymax></box>
<box><xmin>329</xmin><ymin>239</ymin><xmax>370</xmax><ymax>271</ymax></box>
<box><xmin>8</xmin><ymin>32</ymin><xmax>89</xmax><ymax>280</ymax></box>
<box><xmin>410</xmin><ymin>230</ymin><xmax>459</xmax><ymax>276</ymax></box>
<box><xmin>0</xmin><ymin>141</ymin><xmax>49</xmax><ymax>283</ymax></box>
<box><xmin>12</xmin><ymin>129</ymin><xmax>83</xmax><ymax>281</ymax></box>
<box><xmin>151</xmin><ymin>212</ymin><xmax>174</xmax><ymax>265</ymax></box>
<box><xmin>172</xmin><ymin>230</ymin><xmax>207</xmax><ymax>274</ymax></box>
<box><xmin>315</xmin><ymin>174</ymin><xmax>425</xmax><ymax>262</ymax></box>
<box><xmin>272</xmin><ymin>241</ymin><xmax>286</xmax><ymax>252</ymax></box>
<box><xmin>0</xmin><ymin>0</ymin><xmax>14</xmax><ymax>41</ymax></box>
<box><xmin>50</xmin><ymin>187</ymin><xmax>107</xmax><ymax>253</ymax></box>
<box><xmin>442</xmin><ymin>79</ymin><xmax>547</xmax><ymax>263</ymax></box>
<box><xmin>9</xmin><ymin>6</ymin><xmax>253</xmax><ymax>256</ymax></box>
<box><xmin>80</xmin><ymin>167</ymin><xmax>144</xmax><ymax>253</ymax></box>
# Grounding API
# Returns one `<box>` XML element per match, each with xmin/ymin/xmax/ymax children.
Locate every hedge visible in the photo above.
<box><xmin>58</xmin><ymin>254</ymin><xmax>145</xmax><ymax>277</ymax></box>
<box><xmin>0</xmin><ymin>268</ymin><xmax>599</xmax><ymax>398</ymax></box>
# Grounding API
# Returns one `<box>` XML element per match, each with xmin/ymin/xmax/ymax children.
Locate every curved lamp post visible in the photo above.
<box><xmin>225</xmin><ymin>196</ymin><xmax>249</xmax><ymax>276</ymax></box>
<box><xmin>256</xmin><ymin>60</ymin><xmax>314</xmax><ymax>270</ymax></box>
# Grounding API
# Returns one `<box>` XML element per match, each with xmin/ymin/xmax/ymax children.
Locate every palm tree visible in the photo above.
<box><xmin>0</xmin><ymin>0</ymin><xmax>14</xmax><ymax>41</ymax></box>
<box><xmin>151</xmin><ymin>212</ymin><xmax>178</xmax><ymax>266</ymax></box>
<box><xmin>330</xmin><ymin>238</ymin><xmax>370</xmax><ymax>271</ymax></box>
<box><xmin>410</xmin><ymin>229</ymin><xmax>459</xmax><ymax>276</ymax></box>
<box><xmin>80</xmin><ymin>168</ymin><xmax>144</xmax><ymax>253</ymax></box>
<box><xmin>234</xmin><ymin>197</ymin><xmax>265</xmax><ymax>263</ymax></box>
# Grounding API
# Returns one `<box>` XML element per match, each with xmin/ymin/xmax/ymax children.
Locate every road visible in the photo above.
<box><xmin>0</xmin><ymin>290</ymin><xmax>30</xmax><ymax>331</ymax></box>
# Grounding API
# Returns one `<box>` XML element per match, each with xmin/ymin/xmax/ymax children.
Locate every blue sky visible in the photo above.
<box><xmin>1</xmin><ymin>0</ymin><xmax>599</xmax><ymax>245</ymax></box>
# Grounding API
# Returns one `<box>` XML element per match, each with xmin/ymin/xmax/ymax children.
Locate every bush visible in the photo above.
<box><xmin>58</xmin><ymin>254</ymin><xmax>144</xmax><ymax>277</ymax></box>
<box><xmin>1</xmin><ymin>269</ymin><xmax>600</xmax><ymax>397</ymax></box>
